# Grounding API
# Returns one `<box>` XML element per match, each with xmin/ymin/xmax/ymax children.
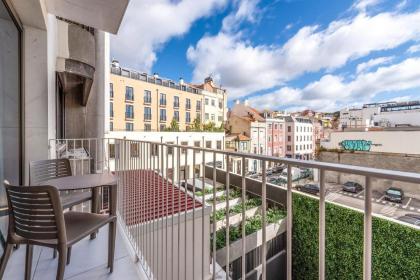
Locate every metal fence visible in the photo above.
<box><xmin>49</xmin><ymin>138</ymin><xmax>420</xmax><ymax>280</ymax></box>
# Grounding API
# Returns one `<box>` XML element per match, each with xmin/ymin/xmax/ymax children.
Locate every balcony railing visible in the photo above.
<box><xmin>48</xmin><ymin>138</ymin><xmax>420</xmax><ymax>280</ymax></box>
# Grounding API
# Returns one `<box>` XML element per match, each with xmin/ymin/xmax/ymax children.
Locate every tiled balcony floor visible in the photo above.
<box><xmin>2</xmin><ymin>226</ymin><xmax>143</xmax><ymax>280</ymax></box>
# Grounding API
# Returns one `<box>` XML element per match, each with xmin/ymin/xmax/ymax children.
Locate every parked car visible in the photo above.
<box><xmin>384</xmin><ymin>187</ymin><xmax>404</xmax><ymax>203</ymax></box>
<box><xmin>296</xmin><ymin>184</ymin><xmax>319</xmax><ymax>195</ymax></box>
<box><xmin>342</xmin><ymin>181</ymin><xmax>363</xmax><ymax>193</ymax></box>
<box><xmin>397</xmin><ymin>214</ymin><xmax>420</xmax><ymax>226</ymax></box>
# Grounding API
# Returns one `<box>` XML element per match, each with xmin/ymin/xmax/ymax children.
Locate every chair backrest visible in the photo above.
<box><xmin>29</xmin><ymin>159</ymin><xmax>72</xmax><ymax>185</ymax></box>
<box><xmin>4</xmin><ymin>181</ymin><xmax>66</xmax><ymax>241</ymax></box>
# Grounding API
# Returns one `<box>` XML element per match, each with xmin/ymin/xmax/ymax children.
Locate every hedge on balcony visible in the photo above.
<box><xmin>292</xmin><ymin>193</ymin><xmax>420</xmax><ymax>280</ymax></box>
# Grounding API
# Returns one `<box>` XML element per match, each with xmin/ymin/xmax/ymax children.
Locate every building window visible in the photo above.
<box><xmin>205</xmin><ymin>98</ymin><xmax>209</xmax><ymax>105</ymax></box>
<box><xmin>110</xmin><ymin>102</ymin><xmax>114</xmax><ymax>118</ymax></box>
<box><xmin>287</xmin><ymin>145</ymin><xmax>291</xmax><ymax>151</ymax></box>
<box><xmin>219</xmin><ymin>100</ymin><xmax>223</xmax><ymax>109</ymax></box>
<box><xmin>205</xmin><ymin>113</ymin><xmax>209</xmax><ymax>120</ymax></box>
<box><xmin>144</xmin><ymin>124</ymin><xmax>151</xmax><ymax>131</ymax></box>
<box><xmin>206</xmin><ymin>141</ymin><xmax>212</xmax><ymax>148</ymax></box>
<box><xmin>159</xmin><ymin>93</ymin><xmax>166</xmax><ymax>106</ymax></box>
<box><xmin>167</xmin><ymin>142</ymin><xmax>174</xmax><ymax>155</ymax></box>
<box><xmin>144</xmin><ymin>107</ymin><xmax>152</xmax><ymax>121</ymax></box>
<box><xmin>110</xmin><ymin>122</ymin><xmax>113</xmax><ymax>131</ymax></box>
<box><xmin>174</xmin><ymin>111</ymin><xmax>179</xmax><ymax>122</ymax></box>
<box><xmin>110</xmin><ymin>83</ymin><xmax>114</xmax><ymax>98</ymax></box>
<box><xmin>126</xmin><ymin>123</ymin><xmax>134</xmax><ymax>131</ymax></box>
<box><xmin>211</xmin><ymin>114</ymin><xmax>215</xmax><ymax>121</ymax></box>
<box><xmin>181</xmin><ymin>141</ymin><xmax>188</xmax><ymax>154</ymax></box>
<box><xmin>186</xmin><ymin>98</ymin><xmax>191</xmax><ymax>110</ymax></box>
<box><xmin>218</xmin><ymin>115</ymin><xmax>223</xmax><ymax>122</ymax></box>
<box><xmin>160</xmin><ymin>124</ymin><xmax>166</xmax><ymax>131</ymax></box>
<box><xmin>288</xmin><ymin>126</ymin><xmax>291</xmax><ymax>132</ymax></box>
<box><xmin>174</xmin><ymin>96</ymin><xmax>179</xmax><ymax>108</ymax></box>
<box><xmin>125</xmin><ymin>86</ymin><xmax>134</xmax><ymax>101</ymax></box>
<box><xmin>194</xmin><ymin>141</ymin><xmax>200</xmax><ymax>153</ymax></box>
<box><xmin>125</xmin><ymin>104</ymin><xmax>134</xmax><ymax>119</ymax></box>
<box><xmin>196</xmin><ymin>100</ymin><xmax>201</xmax><ymax>111</ymax></box>
<box><xmin>109</xmin><ymin>144</ymin><xmax>115</xmax><ymax>158</ymax></box>
<box><xmin>216</xmin><ymin>141</ymin><xmax>222</xmax><ymax>150</ymax></box>
<box><xmin>160</xmin><ymin>109</ymin><xmax>167</xmax><ymax>121</ymax></box>
<box><xmin>144</xmin><ymin>90</ymin><xmax>152</xmax><ymax>103</ymax></box>
<box><xmin>288</xmin><ymin>136</ymin><xmax>291</xmax><ymax>141</ymax></box>
<box><xmin>211</xmin><ymin>99</ymin><xmax>215</xmax><ymax>106</ymax></box>
<box><xmin>186</xmin><ymin>112</ymin><xmax>191</xmax><ymax>123</ymax></box>
<box><xmin>274</xmin><ymin>124</ymin><xmax>278</xmax><ymax>129</ymax></box>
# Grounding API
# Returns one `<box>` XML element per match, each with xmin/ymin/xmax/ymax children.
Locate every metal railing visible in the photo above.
<box><xmin>48</xmin><ymin>137</ymin><xmax>420</xmax><ymax>280</ymax></box>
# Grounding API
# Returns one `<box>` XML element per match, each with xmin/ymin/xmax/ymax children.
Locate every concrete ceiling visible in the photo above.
<box><xmin>46</xmin><ymin>0</ymin><xmax>129</xmax><ymax>34</ymax></box>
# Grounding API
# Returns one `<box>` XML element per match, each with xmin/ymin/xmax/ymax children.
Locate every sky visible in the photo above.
<box><xmin>111</xmin><ymin>0</ymin><xmax>420</xmax><ymax>112</ymax></box>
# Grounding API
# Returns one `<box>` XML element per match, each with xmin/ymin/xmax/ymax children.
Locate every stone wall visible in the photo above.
<box><xmin>319</xmin><ymin>151</ymin><xmax>420</xmax><ymax>198</ymax></box>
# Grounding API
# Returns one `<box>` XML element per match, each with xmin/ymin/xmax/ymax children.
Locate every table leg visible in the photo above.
<box><xmin>90</xmin><ymin>187</ymin><xmax>100</xmax><ymax>240</ymax></box>
<box><xmin>110</xmin><ymin>184</ymin><xmax>117</xmax><ymax>217</ymax></box>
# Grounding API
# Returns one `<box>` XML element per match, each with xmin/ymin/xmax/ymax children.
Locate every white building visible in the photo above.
<box><xmin>196</xmin><ymin>77</ymin><xmax>228</xmax><ymax>127</ymax></box>
<box><xmin>284</xmin><ymin>116</ymin><xmax>314</xmax><ymax>160</ymax></box>
<box><xmin>340</xmin><ymin>101</ymin><xmax>420</xmax><ymax>129</ymax></box>
<box><xmin>321</xmin><ymin>129</ymin><xmax>420</xmax><ymax>155</ymax></box>
<box><xmin>372</xmin><ymin>101</ymin><xmax>420</xmax><ymax>127</ymax></box>
<box><xmin>340</xmin><ymin>105</ymin><xmax>381</xmax><ymax>129</ymax></box>
<box><xmin>106</xmin><ymin>131</ymin><xmax>225</xmax><ymax>180</ymax></box>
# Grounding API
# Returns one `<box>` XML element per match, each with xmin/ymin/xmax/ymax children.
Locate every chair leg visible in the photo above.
<box><xmin>0</xmin><ymin>243</ymin><xmax>14</xmax><ymax>278</ymax></box>
<box><xmin>56</xmin><ymin>245</ymin><xmax>67</xmax><ymax>280</ymax></box>
<box><xmin>108</xmin><ymin>221</ymin><xmax>116</xmax><ymax>272</ymax></box>
<box><xmin>66</xmin><ymin>247</ymin><xmax>71</xmax><ymax>265</ymax></box>
<box><xmin>25</xmin><ymin>245</ymin><xmax>33</xmax><ymax>280</ymax></box>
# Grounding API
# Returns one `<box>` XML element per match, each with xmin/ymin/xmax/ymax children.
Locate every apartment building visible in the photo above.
<box><xmin>285</xmin><ymin>116</ymin><xmax>314</xmax><ymax>160</ymax></box>
<box><xmin>110</xmin><ymin>60</ymin><xmax>204</xmax><ymax>132</ymax></box>
<box><xmin>228</xmin><ymin>101</ymin><xmax>267</xmax><ymax>172</ymax></box>
<box><xmin>266</xmin><ymin>118</ymin><xmax>286</xmax><ymax>158</ymax></box>
<box><xmin>372</xmin><ymin>100</ymin><xmax>420</xmax><ymax>127</ymax></box>
<box><xmin>193</xmin><ymin>77</ymin><xmax>228</xmax><ymax>127</ymax></box>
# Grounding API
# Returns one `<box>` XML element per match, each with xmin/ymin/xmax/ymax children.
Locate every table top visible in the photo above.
<box><xmin>41</xmin><ymin>173</ymin><xmax>117</xmax><ymax>191</ymax></box>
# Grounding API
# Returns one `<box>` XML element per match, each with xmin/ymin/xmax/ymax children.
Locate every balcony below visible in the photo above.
<box><xmin>2</xmin><ymin>227</ymin><xmax>144</xmax><ymax>280</ymax></box>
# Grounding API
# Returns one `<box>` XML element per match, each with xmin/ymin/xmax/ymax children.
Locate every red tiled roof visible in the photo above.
<box><xmin>117</xmin><ymin>170</ymin><xmax>202</xmax><ymax>225</ymax></box>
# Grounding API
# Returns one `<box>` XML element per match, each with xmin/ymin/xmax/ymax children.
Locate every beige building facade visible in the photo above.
<box><xmin>110</xmin><ymin>61</ymin><xmax>204</xmax><ymax>132</ymax></box>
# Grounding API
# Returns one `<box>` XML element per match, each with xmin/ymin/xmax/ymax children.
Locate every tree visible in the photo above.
<box><xmin>192</xmin><ymin>117</ymin><xmax>202</xmax><ymax>131</ymax></box>
<box><xmin>167</xmin><ymin>118</ymin><xmax>179</xmax><ymax>132</ymax></box>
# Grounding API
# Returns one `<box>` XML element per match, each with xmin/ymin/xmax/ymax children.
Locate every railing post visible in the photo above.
<box><xmin>319</xmin><ymin>169</ymin><xmax>326</xmax><ymax>280</ymax></box>
<box><xmin>364</xmin><ymin>176</ymin><xmax>372</xmax><ymax>280</ymax></box>
<box><xmin>287</xmin><ymin>164</ymin><xmax>293</xmax><ymax>280</ymax></box>
<box><xmin>261</xmin><ymin>160</ymin><xmax>267</xmax><ymax>280</ymax></box>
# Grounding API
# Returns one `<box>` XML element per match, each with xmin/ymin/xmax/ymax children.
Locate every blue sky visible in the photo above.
<box><xmin>111</xmin><ymin>0</ymin><xmax>420</xmax><ymax>112</ymax></box>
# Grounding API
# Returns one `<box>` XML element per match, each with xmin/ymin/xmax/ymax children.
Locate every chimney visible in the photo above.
<box><xmin>111</xmin><ymin>59</ymin><xmax>119</xmax><ymax>68</ymax></box>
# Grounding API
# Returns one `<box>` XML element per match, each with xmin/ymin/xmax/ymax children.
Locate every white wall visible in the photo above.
<box><xmin>321</xmin><ymin>130</ymin><xmax>420</xmax><ymax>154</ymax></box>
<box><xmin>129</xmin><ymin>207</ymin><xmax>211</xmax><ymax>280</ymax></box>
<box><xmin>373</xmin><ymin>109</ymin><xmax>420</xmax><ymax>127</ymax></box>
<box><xmin>106</xmin><ymin>131</ymin><xmax>226</xmax><ymax>180</ymax></box>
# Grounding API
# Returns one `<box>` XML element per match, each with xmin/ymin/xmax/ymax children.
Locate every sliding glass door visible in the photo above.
<box><xmin>0</xmin><ymin>0</ymin><xmax>22</xmax><ymax>240</ymax></box>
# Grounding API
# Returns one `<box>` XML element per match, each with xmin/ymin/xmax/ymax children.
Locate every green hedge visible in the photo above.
<box><xmin>292</xmin><ymin>193</ymin><xmax>420</xmax><ymax>280</ymax></box>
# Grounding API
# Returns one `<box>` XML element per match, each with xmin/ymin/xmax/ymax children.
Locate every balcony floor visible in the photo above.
<box><xmin>2</xmin><ymin>226</ymin><xmax>143</xmax><ymax>280</ymax></box>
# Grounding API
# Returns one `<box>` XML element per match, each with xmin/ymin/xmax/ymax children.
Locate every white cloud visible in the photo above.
<box><xmin>356</xmin><ymin>56</ymin><xmax>394</xmax><ymax>73</ymax></box>
<box><xmin>407</xmin><ymin>43</ymin><xmax>420</xmax><ymax>54</ymax></box>
<box><xmin>111</xmin><ymin>0</ymin><xmax>227</xmax><ymax>72</ymax></box>
<box><xmin>188</xmin><ymin>9</ymin><xmax>420</xmax><ymax>99</ymax></box>
<box><xmin>352</xmin><ymin>0</ymin><xmax>381</xmax><ymax>12</ymax></box>
<box><xmin>222</xmin><ymin>0</ymin><xmax>261</xmax><ymax>32</ymax></box>
<box><xmin>248</xmin><ymin>57</ymin><xmax>420</xmax><ymax>112</ymax></box>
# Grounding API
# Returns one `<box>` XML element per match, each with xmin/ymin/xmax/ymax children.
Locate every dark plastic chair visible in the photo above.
<box><xmin>29</xmin><ymin>159</ymin><xmax>95</xmax><ymax>262</ymax></box>
<box><xmin>0</xmin><ymin>181</ymin><xmax>116</xmax><ymax>280</ymax></box>
<box><xmin>29</xmin><ymin>159</ymin><xmax>92</xmax><ymax>209</ymax></box>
